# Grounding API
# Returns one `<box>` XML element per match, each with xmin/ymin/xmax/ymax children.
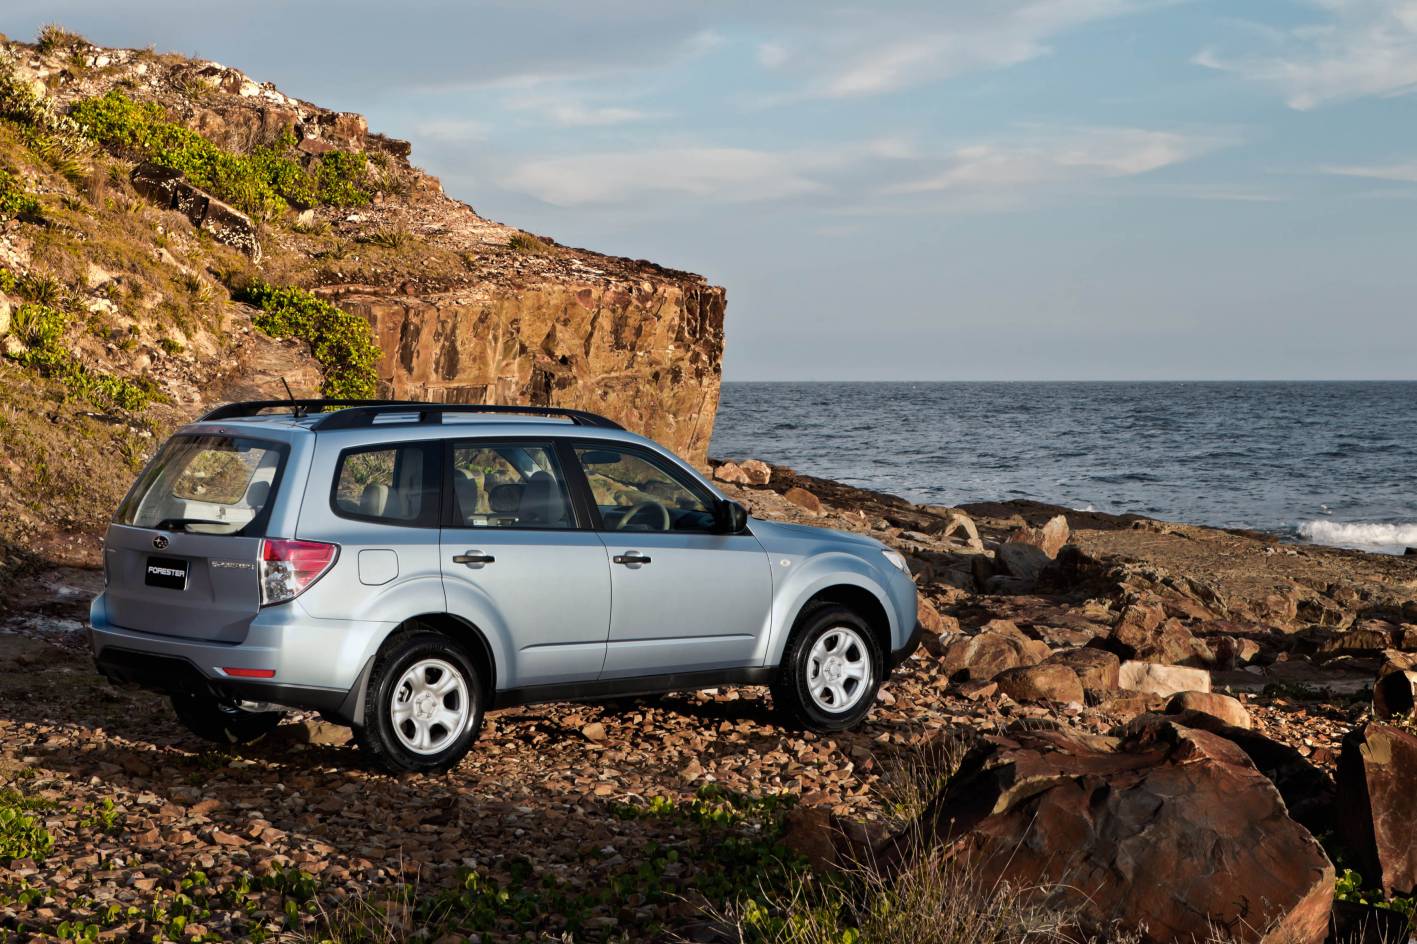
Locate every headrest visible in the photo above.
<box><xmin>243</xmin><ymin>479</ymin><xmax>270</xmax><ymax>509</ymax></box>
<box><xmin>488</xmin><ymin>483</ymin><xmax>524</xmax><ymax>514</ymax></box>
<box><xmin>360</xmin><ymin>483</ymin><xmax>389</xmax><ymax>517</ymax></box>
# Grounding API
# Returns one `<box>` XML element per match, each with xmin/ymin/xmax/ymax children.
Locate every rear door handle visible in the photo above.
<box><xmin>613</xmin><ymin>553</ymin><xmax>651</xmax><ymax>566</ymax></box>
<box><xmin>452</xmin><ymin>551</ymin><xmax>495</xmax><ymax>567</ymax></box>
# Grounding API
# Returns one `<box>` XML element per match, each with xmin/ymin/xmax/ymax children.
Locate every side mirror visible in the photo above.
<box><xmin>715</xmin><ymin>499</ymin><xmax>748</xmax><ymax>534</ymax></box>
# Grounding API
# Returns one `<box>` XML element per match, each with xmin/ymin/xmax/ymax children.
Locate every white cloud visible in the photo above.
<box><xmin>885</xmin><ymin>129</ymin><xmax>1217</xmax><ymax>195</ymax></box>
<box><xmin>757</xmin><ymin>42</ymin><xmax>790</xmax><ymax>68</ymax></box>
<box><xmin>497</xmin><ymin>127</ymin><xmax>1217</xmax><ymax>210</ymax></box>
<box><xmin>413</xmin><ymin>118</ymin><xmax>491</xmax><ymax>141</ymax></box>
<box><xmin>499</xmin><ymin>147</ymin><xmax>826</xmax><ymax>205</ymax></box>
<box><xmin>506</xmin><ymin>95</ymin><xmax>658</xmax><ymax>127</ymax></box>
<box><xmin>785</xmin><ymin>0</ymin><xmax>1152</xmax><ymax>100</ymax></box>
<box><xmin>1321</xmin><ymin>160</ymin><xmax>1417</xmax><ymax>182</ymax></box>
<box><xmin>1195</xmin><ymin>0</ymin><xmax>1417</xmax><ymax>109</ymax></box>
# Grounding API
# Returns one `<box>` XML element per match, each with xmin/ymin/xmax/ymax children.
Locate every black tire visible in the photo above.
<box><xmin>771</xmin><ymin>604</ymin><xmax>883</xmax><ymax>732</ymax></box>
<box><xmin>171</xmin><ymin>695</ymin><xmax>284</xmax><ymax>744</ymax></box>
<box><xmin>355</xmin><ymin>631</ymin><xmax>484</xmax><ymax>774</ymax></box>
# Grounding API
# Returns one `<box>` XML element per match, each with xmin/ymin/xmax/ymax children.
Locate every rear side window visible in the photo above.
<box><xmin>449</xmin><ymin>442</ymin><xmax>576</xmax><ymax>529</ymax></box>
<box><xmin>116</xmin><ymin>434</ymin><xmax>286</xmax><ymax>535</ymax></box>
<box><xmin>332</xmin><ymin>442</ymin><xmax>440</xmax><ymax>527</ymax></box>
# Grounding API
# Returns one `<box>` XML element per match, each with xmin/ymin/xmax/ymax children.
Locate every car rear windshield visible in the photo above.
<box><xmin>116</xmin><ymin>433</ymin><xmax>287</xmax><ymax>535</ymax></box>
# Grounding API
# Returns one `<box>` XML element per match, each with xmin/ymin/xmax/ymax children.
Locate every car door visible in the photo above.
<box><xmin>567</xmin><ymin>443</ymin><xmax>774</xmax><ymax>679</ymax></box>
<box><xmin>439</xmin><ymin>439</ymin><xmax>611</xmax><ymax>689</ymax></box>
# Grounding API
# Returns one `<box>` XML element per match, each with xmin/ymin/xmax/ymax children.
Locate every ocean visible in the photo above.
<box><xmin>709</xmin><ymin>381</ymin><xmax>1417</xmax><ymax>555</ymax></box>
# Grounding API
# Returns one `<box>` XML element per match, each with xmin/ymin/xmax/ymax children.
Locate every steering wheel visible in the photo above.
<box><xmin>615</xmin><ymin>500</ymin><xmax>671</xmax><ymax>531</ymax></box>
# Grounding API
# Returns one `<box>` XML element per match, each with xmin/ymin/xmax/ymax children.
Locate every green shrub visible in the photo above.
<box><xmin>5</xmin><ymin>301</ymin><xmax>161</xmax><ymax>411</ymax></box>
<box><xmin>0</xmin><ymin>791</ymin><xmax>55</xmax><ymax>862</ymax></box>
<box><xmin>508</xmin><ymin>232</ymin><xmax>552</xmax><ymax>254</ymax></box>
<box><xmin>234</xmin><ymin>281</ymin><xmax>380</xmax><ymax>398</ymax></box>
<box><xmin>0</xmin><ymin>167</ymin><xmax>40</xmax><ymax>220</ymax></box>
<box><xmin>69</xmin><ymin>91</ymin><xmax>370</xmax><ymax>218</ymax></box>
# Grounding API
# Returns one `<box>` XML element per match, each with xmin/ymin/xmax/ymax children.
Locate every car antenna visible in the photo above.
<box><xmin>280</xmin><ymin>378</ymin><xmax>307</xmax><ymax>418</ymax></box>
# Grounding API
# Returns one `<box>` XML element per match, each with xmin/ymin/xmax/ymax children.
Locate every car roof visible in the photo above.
<box><xmin>178</xmin><ymin>413</ymin><xmax>667</xmax><ymax>449</ymax></box>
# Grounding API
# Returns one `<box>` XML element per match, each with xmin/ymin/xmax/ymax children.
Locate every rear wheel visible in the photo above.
<box><xmin>772</xmin><ymin>604</ymin><xmax>882</xmax><ymax>732</ymax></box>
<box><xmin>356</xmin><ymin>631</ymin><xmax>484</xmax><ymax>774</ymax></box>
<box><xmin>171</xmin><ymin>695</ymin><xmax>284</xmax><ymax>744</ymax></box>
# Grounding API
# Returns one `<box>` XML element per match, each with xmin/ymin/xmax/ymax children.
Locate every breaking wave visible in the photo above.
<box><xmin>1298</xmin><ymin>520</ymin><xmax>1417</xmax><ymax>551</ymax></box>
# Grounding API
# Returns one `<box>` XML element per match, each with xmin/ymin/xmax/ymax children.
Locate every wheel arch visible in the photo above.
<box><xmin>780</xmin><ymin>582</ymin><xmax>892</xmax><ymax>668</ymax></box>
<box><xmin>340</xmin><ymin>612</ymin><xmax>498</xmax><ymax>725</ymax></box>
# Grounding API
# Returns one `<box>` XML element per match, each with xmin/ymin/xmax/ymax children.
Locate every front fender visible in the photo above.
<box><xmin>764</xmin><ymin>551</ymin><xmax>900</xmax><ymax>668</ymax></box>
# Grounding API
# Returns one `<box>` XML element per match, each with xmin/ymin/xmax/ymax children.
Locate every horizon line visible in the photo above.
<box><xmin>721</xmin><ymin>378</ymin><xmax>1417</xmax><ymax>384</ymax></box>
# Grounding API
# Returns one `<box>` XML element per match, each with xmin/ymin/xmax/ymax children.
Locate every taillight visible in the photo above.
<box><xmin>259</xmin><ymin>539</ymin><xmax>338</xmax><ymax>606</ymax></box>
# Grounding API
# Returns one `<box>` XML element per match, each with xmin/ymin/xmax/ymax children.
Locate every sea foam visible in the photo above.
<box><xmin>1298</xmin><ymin>520</ymin><xmax>1417</xmax><ymax>551</ymax></box>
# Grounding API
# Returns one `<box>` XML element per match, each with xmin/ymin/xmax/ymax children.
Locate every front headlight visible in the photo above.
<box><xmin>881</xmin><ymin>548</ymin><xmax>909</xmax><ymax>572</ymax></box>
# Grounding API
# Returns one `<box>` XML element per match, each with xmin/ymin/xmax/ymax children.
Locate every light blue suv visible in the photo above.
<box><xmin>90</xmin><ymin>401</ymin><xmax>920</xmax><ymax>772</ymax></box>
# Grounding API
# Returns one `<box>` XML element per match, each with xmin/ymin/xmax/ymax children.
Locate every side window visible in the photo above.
<box><xmin>332</xmin><ymin>442</ymin><xmax>439</xmax><ymax>526</ymax></box>
<box><xmin>574</xmin><ymin>447</ymin><xmax>717</xmax><ymax>533</ymax></box>
<box><xmin>450</xmin><ymin>443</ymin><xmax>575</xmax><ymax>529</ymax></box>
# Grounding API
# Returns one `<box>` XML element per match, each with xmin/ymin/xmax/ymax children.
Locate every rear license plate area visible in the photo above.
<box><xmin>145</xmin><ymin>556</ymin><xmax>189</xmax><ymax>590</ymax></box>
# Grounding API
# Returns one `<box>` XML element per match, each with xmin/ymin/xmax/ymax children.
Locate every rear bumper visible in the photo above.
<box><xmin>95</xmin><ymin>647</ymin><xmax>352</xmax><ymax>717</ymax></box>
<box><xmin>89</xmin><ymin>591</ymin><xmax>384</xmax><ymax>723</ymax></box>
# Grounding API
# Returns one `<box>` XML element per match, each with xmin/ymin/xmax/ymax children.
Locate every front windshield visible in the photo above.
<box><xmin>116</xmin><ymin>434</ymin><xmax>286</xmax><ymax>535</ymax></box>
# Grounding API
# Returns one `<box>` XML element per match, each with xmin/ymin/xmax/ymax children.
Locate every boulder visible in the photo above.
<box><xmin>1373</xmin><ymin>651</ymin><xmax>1417</xmax><ymax>720</ymax></box>
<box><xmin>1166</xmin><ymin>691</ymin><xmax>1251</xmax><ymax>730</ymax></box>
<box><xmin>739</xmin><ymin>459</ymin><xmax>772</xmax><ymax>485</ymax></box>
<box><xmin>1004</xmin><ymin>514</ymin><xmax>1070</xmax><ymax>558</ymax></box>
<box><xmin>915</xmin><ymin>597</ymin><xmax>958</xmax><ymax>636</ymax></box>
<box><xmin>1339</xmin><ymin>722</ymin><xmax>1417</xmax><ymax>896</ymax></box>
<box><xmin>130</xmin><ymin>162</ymin><xmax>261</xmax><ymax>260</ymax></box>
<box><xmin>993</xmin><ymin>663</ymin><xmax>1084</xmax><ymax>705</ymax></box>
<box><xmin>1108</xmin><ymin>603</ymin><xmax>1205</xmax><ymax>665</ymax></box>
<box><xmin>994</xmin><ymin>542</ymin><xmax>1052</xmax><ymax>583</ymax></box>
<box><xmin>783</xmin><ymin>486</ymin><xmax>823</xmax><ymax>516</ymax></box>
<box><xmin>1044</xmin><ymin>647</ymin><xmax>1120</xmax><ymax>693</ymax></box>
<box><xmin>1118</xmin><ymin>661</ymin><xmax>1211</xmax><ymax>698</ymax></box>
<box><xmin>712</xmin><ymin>461</ymin><xmax>749</xmax><ymax>485</ymax></box>
<box><xmin>936</xmin><ymin>632</ymin><xmax>1050</xmax><ymax>683</ymax></box>
<box><xmin>881</xmin><ymin>720</ymin><xmax>1334</xmax><ymax>944</ymax></box>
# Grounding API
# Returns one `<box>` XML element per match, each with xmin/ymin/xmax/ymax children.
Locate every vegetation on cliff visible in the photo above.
<box><xmin>69</xmin><ymin>90</ymin><xmax>370</xmax><ymax>218</ymax></box>
<box><xmin>232</xmin><ymin>281</ymin><xmax>380</xmax><ymax>398</ymax></box>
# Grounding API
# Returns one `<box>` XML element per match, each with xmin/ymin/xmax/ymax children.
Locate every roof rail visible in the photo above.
<box><xmin>197</xmin><ymin>399</ymin><xmax>625</xmax><ymax>431</ymax></box>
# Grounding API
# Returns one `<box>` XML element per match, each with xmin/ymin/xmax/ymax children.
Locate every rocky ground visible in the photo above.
<box><xmin>0</xmin><ymin>464</ymin><xmax>1414</xmax><ymax>941</ymax></box>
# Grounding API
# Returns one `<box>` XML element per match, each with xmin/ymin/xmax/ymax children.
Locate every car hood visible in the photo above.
<box><xmin>749</xmin><ymin>517</ymin><xmax>885</xmax><ymax>552</ymax></box>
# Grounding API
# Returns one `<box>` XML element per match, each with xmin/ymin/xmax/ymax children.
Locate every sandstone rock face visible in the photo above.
<box><xmin>1167</xmin><ymin>691</ymin><xmax>1251</xmax><ymax>729</ymax></box>
<box><xmin>1118</xmin><ymin>661</ymin><xmax>1211</xmax><ymax>698</ymax></box>
<box><xmin>885</xmin><ymin>721</ymin><xmax>1334</xmax><ymax>944</ymax></box>
<box><xmin>1045</xmin><ymin>647</ymin><xmax>1120</xmax><ymax>693</ymax></box>
<box><xmin>993</xmin><ymin>663</ymin><xmax>1083</xmax><ymax>704</ymax></box>
<box><xmin>937</xmin><ymin>632</ymin><xmax>1050</xmax><ymax>682</ymax></box>
<box><xmin>341</xmin><ymin>281</ymin><xmax>724</xmax><ymax>464</ymax></box>
<box><xmin>1339</xmin><ymin>721</ymin><xmax>1417</xmax><ymax>896</ymax></box>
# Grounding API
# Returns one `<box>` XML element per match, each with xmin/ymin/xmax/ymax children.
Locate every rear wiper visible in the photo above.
<box><xmin>152</xmin><ymin>518</ymin><xmax>234</xmax><ymax>533</ymax></box>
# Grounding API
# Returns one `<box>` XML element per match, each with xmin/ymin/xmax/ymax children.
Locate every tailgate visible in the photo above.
<box><xmin>103</xmin><ymin>525</ymin><xmax>263</xmax><ymax>643</ymax></box>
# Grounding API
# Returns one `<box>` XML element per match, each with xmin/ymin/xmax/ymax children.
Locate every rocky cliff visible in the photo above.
<box><xmin>0</xmin><ymin>28</ymin><xmax>724</xmax><ymax>569</ymax></box>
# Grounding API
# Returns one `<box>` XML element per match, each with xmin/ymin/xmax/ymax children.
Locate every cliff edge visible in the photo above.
<box><xmin>0</xmin><ymin>27</ymin><xmax>724</xmax><ymax>568</ymax></box>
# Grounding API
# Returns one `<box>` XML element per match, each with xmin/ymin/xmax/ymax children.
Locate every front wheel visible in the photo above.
<box><xmin>772</xmin><ymin>605</ymin><xmax>882</xmax><ymax>732</ymax></box>
<box><xmin>355</xmin><ymin>631</ymin><xmax>484</xmax><ymax>774</ymax></box>
<box><xmin>171</xmin><ymin>694</ymin><xmax>284</xmax><ymax>744</ymax></box>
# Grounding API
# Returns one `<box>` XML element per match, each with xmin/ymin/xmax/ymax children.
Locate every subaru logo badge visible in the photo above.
<box><xmin>153</xmin><ymin>535</ymin><xmax>169</xmax><ymax>550</ymax></box>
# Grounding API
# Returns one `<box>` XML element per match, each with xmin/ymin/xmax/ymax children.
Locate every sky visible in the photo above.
<box><xmin>7</xmin><ymin>1</ymin><xmax>1417</xmax><ymax>381</ymax></box>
